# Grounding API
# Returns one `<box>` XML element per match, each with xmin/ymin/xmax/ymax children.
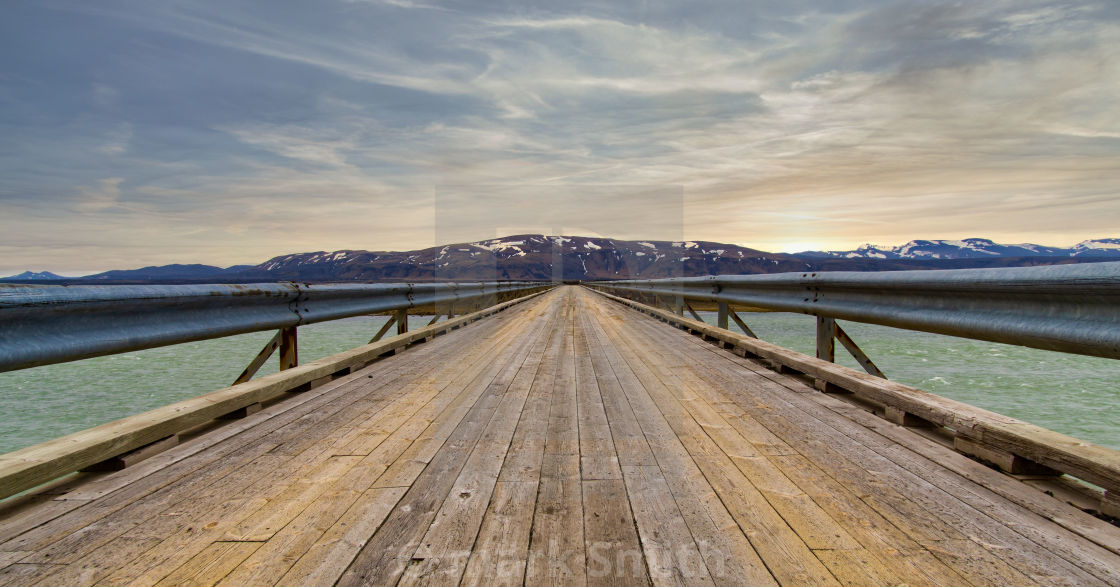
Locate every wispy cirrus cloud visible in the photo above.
<box><xmin>1</xmin><ymin>0</ymin><xmax>1118</xmax><ymax>272</ymax></box>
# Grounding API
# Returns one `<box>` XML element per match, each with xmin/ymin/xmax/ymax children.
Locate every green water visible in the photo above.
<box><xmin>696</xmin><ymin>311</ymin><xmax>1120</xmax><ymax>450</ymax></box>
<box><xmin>0</xmin><ymin>312</ymin><xmax>1117</xmax><ymax>454</ymax></box>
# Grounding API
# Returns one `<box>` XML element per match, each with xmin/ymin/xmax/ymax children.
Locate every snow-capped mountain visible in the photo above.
<box><xmin>1070</xmin><ymin>238</ymin><xmax>1120</xmax><ymax>257</ymax></box>
<box><xmin>0</xmin><ymin>270</ymin><xmax>69</xmax><ymax>281</ymax></box>
<box><xmin>247</xmin><ymin>235</ymin><xmax>813</xmax><ymax>281</ymax></box>
<box><xmin>10</xmin><ymin>235</ymin><xmax>1117</xmax><ymax>284</ymax></box>
<box><xmin>798</xmin><ymin>238</ymin><xmax>1120</xmax><ymax>260</ymax></box>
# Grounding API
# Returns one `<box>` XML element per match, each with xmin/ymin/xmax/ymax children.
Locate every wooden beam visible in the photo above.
<box><xmin>233</xmin><ymin>330</ymin><xmax>282</xmax><ymax>385</ymax></box>
<box><xmin>955</xmin><ymin>435</ymin><xmax>1060</xmax><ymax>476</ymax></box>
<box><xmin>369</xmin><ymin>314</ymin><xmax>398</xmax><ymax>343</ymax></box>
<box><xmin>835</xmin><ymin>323</ymin><xmax>886</xmax><ymax>379</ymax></box>
<box><xmin>728</xmin><ymin>309</ymin><xmax>758</xmax><ymax>339</ymax></box>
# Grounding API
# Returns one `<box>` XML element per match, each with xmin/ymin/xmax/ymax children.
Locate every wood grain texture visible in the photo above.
<box><xmin>2</xmin><ymin>286</ymin><xmax>1118</xmax><ymax>586</ymax></box>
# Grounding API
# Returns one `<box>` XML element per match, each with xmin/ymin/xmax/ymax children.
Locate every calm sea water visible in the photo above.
<box><xmin>1</xmin><ymin>312</ymin><xmax>1118</xmax><ymax>454</ymax></box>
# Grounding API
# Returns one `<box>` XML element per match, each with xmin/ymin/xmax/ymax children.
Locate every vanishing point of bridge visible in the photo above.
<box><xmin>1</xmin><ymin>282</ymin><xmax>1120</xmax><ymax>585</ymax></box>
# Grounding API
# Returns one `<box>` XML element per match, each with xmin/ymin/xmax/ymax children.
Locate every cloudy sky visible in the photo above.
<box><xmin>2</xmin><ymin>0</ymin><xmax>1118</xmax><ymax>274</ymax></box>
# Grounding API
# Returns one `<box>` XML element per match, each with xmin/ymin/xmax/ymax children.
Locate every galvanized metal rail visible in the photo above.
<box><xmin>0</xmin><ymin>287</ymin><xmax>552</xmax><ymax>499</ymax></box>
<box><xmin>588</xmin><ymin>287</ymin><xmax>1120</xmax><ymax>520</ymax></box>
<box><xmin>0</xmin><ymin>281</ymin><xmax>551</xmax><ymax>374</ymax></box>
<box><xmin>588</xmin><ymin>262</ymin><xmax>1120</xmax><ymax>369</ymax></box>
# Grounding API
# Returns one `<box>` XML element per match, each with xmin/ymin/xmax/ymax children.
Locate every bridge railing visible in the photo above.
<box><xmin>0</xmin><ymin>280</ymin><xmax>553</xmax><ymax>499</ymax></box>
<box><xmin>586</xmin><ymin>262</ymin><xmax>1120</xmax><ymax>518</ymax></box>
<box><xmin>0</xmin><ymin>280</ymin><xmax>552</xmax><ymax>373</ymax></box>
<box><xmin>588</xmin><ymin>261</ymin><xmax>1120</xmax><ymax>365</ymax></box>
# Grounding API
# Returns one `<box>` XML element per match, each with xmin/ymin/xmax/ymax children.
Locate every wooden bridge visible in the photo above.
<box><xmin>1</xmin><ymin>286</ymin><xmax>1119</xmax><ymax>585</ymax></box>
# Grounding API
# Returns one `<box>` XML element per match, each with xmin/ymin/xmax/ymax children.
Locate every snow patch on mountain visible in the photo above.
<box><xmin>1</xmin><ymin>270</ymin><xmax>69</xmax><ymax>280</ymax></box>
<box><xmin>799</xmin><ymin>237</ymin><xmax>1120</xmax><ymax>260</ymax></box>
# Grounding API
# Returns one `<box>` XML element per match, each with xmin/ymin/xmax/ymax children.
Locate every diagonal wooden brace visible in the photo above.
<box><xmin>233</xmin><ymin>330</ymin><xmax>282</xmax><ymax>385</ymax></box>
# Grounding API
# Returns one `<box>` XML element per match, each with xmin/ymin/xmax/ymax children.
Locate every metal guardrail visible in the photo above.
<box><xmin>590</xmin><ymin>287</ymin><xmax>1120</xmax><ymax>519</ymax></box>
<box><xmin>0</xmin><ymin>281</ymin><xmax>553</xmax><ymax>373</ymax></box>
<box><xmin>0</xmin><ymin>290</ymin><xmax>551</xmax><ymax>500</ymax></box>
<box><xmin>588</xmin><ymin>261</ymin><xmax>1120</xmax><ymax>361</ymax></box>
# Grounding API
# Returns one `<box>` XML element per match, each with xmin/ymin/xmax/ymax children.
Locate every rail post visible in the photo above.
<box><xmin>717</xmin><ymin>302</ymin><xmax>729</xmax><ymax>329</ymax></box>
<box><xmin>815</xmin><ymin>317</ymin><xmax>838</xmax><ymax>392</ymax></box>
<box><xmin>279</xmin><ymin>326</ymin><xmax>298</xmax><ymax>370</ymax></box>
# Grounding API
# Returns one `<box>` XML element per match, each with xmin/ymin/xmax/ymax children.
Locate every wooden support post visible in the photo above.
<box><xmin>816</xmin><ymin>316</ymin><xmax>836</xmax><ymax>362</ymax></box>
<box><xmin>81</xmin><ymin>435</ymin><xmax>179</xmax><ymax>472</ymax></box>
<box><xmin>219</xmin><ymin>402</ymin><xmax>262</xmax><ymax>420</ymax></box>
<box><xmin>427</xmin><ymin>314</ymin><xmax>443</xmax><ymax>327</ymax></box>
<box><xmin>395</xmin><ymin>309</ymin><xmax>408</xmax><ymax>335</ymax></box>
<box><xmin>674</xmin><ymin>295</ymin><xmax>684</xmax><ymax>316</ymax></box>
<box><xmin>279</xmin><ymin>326</ymin><xmax>298</xmax><ymax>370</ymax></box>
<box><xmin>717</xmin><ymin>302</ymin><xmax>729</xmax><ymax>329</ymax></box>
<box><xmin>684</xmin><ymin>302</ymin><xmax>703</xmax><ymax>322</ymax></box>
<box><xmin>883</xmin><ymin>405</ymin><xmax>933</xmax><ymax>427</ymax></box>
<box><xmin>1102</xmin><ymin>491</ymin><xmax>1120</xmax><ymax>519</ymax></box>
<box><xmin>815</xmin><ymin>317</ymin><xmax>838</xmax><ymax>392</ymax></box>
<box><xmin>953</xmin><ymin>435</ymin><xmax>1061</xmax><ymax>476</ymax></box>
<box><xmin>233</xmin><ymin>330</ymin><xmax>282</xmax><ymax>385</ymax></box>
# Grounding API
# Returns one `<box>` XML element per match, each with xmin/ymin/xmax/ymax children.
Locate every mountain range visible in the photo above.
<box><xmin>798</xmin><ymin>238</ymin><xmax>1120</xmax><ymax>260</ymax></box>
<box><xmin>4</xmin><ymin>235</ymin><xmax>1118</xmax><ymax>283</ymax></box>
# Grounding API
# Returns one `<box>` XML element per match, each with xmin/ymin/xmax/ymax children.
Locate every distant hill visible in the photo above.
<box><xmin>5</xmin><ymin>235</ymin><xmax>1117</xmax><ymax>284</ymax></box>
<box><xmin>0</xmin><ymin>270</ymin><xmax>70</xmax><ymax>281</ymax></box>
<box><xmin>83</xmin><ymin>264</ymin><xmax>253</xmax><ymax>281</ymax></box>
<box><xmin>798</xmin><ymin>238</ymin><xmax>1120</xmax><ymax>260</ymax></box>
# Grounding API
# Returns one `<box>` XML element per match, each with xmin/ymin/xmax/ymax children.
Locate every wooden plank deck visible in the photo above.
<box><xmin>1</xmin><ymin>285</ymin><xmax>1119</xmax><ymax>585</ymax></box>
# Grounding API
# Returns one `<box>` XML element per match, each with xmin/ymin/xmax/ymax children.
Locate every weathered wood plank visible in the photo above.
<box><xmin>582</xmin><ymin>312</ymin><xmax>776</xmax><ymax>586</ymax></box>
<box><xmin>589</xmin><ymin>307</ymin><xmax>841</xmax><ymax>584</ymax></box>
<box><xmin>336</xmin><ymin>296</ymin><xmax>555</xmax><ymax>586</ymax></box>
<box><xmin>525</xmin><ymin>456</ymin><xmax>584</xmax><ymax>584</ymax></box>
<box><xmin>398</xmin><ymin>306</ymin><xmax>554</xmax><ymax>584</ymax></box>
<box><xmin>459</xmin><ymin>481</ymin><xmax>537</xmax><ymax>586</ymax></box>
<box><xmin>17</xmin><ymin>339</ymin><xmax>498</xmax><ymax>577</ymax></box>
<box><xmin>573</xmin><ymin>318</ymin><xmax>623</xmax><ymax>481</ymax></box>
<box><xmin>582</xmin><ymin>479</ymin><xmax>648</xmax><ymax>586</ymax></box>
<box><xmin>525</xmin><ymin>293</ymin><xmax>586</xmax><ymax>584</ymax></box>
<box><xmin>621</xmin><ymin>465</ymin><xmax>715</xmax><ymax>585</ymax></box>
<box><xmin>153</xmin><ymin>541</ymin><xmax>262</xmax><ymax>587</ymax></box>
<box><xmin>275</xmin><ymin>487</ymin><xmax>407</xmax><ymax>586</ymax></box>
<box><xmin>0</xmin><ymin>297</ymin><xmax>522</xmax><ymax>550</ymax></box>
<box><xmin>612</xmin><ymin>293</ymin><xmax>1114</xmax><ymax>584</ymax></box>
